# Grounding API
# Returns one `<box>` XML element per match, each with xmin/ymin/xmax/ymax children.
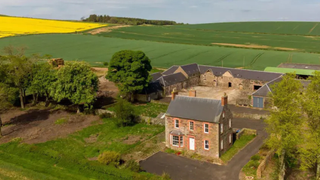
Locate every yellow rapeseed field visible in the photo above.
<box><xmin>0</xmin><ymin>16</ymin><xmax>107</xmax><ymax>38</ymax></box>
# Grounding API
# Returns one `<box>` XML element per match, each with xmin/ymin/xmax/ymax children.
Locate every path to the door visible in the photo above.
<box><xmin>140</xmin><ymin>118</ymin><xmax>267</xmax><ymax>180</ymax></box>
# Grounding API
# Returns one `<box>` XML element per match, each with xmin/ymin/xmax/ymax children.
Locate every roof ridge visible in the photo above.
<box><xmin>199</xmin><ymin>64</ymin><xmax>284</xmax><ymax>75</ymax></box>
<box><xmin>176</xmin><ymin>95</ymin><xmax>221</xmax><ymax>102</ymax></box>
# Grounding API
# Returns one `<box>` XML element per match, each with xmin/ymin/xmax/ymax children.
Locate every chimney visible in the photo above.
<box><xmin>221</xmin><ymin>92</ymin><xmax>228</xmax><ymax>106</ymax></box>
<box><xmin>189</xmin><ymin>88</ymin><xmax>196</xmax><ymax>97</ymax></box>
<box><xmin>171</xmin><ymin>88</ymin><xmax>178</xmax><ymax>100</ymax></box>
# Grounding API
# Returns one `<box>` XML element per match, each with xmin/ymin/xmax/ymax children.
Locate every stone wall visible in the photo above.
<box><xmin>256</xmin><ymin>150</ymin><xmax>275</xmax><ymax>178</ymax></box>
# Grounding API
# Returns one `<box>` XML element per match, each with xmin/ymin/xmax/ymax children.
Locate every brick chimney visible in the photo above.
<box><xmin>171</xmin><ymin>88</ymin><xmax>178</xmax><ymax>100</ymax></box>
<box><xmin>189</xmin><ymin>88</ymin><xmax>196</xmax><ymax>97</ymax></box>
<box><xmin>221</xmin><ymin>92</ymin><xmax>228</xmax><ymax>106</ymax></box>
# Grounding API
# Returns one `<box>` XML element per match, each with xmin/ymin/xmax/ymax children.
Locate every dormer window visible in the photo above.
<box><xmin>175</xmin><ymin>119</ymin><xmax>179</xmax><ymax>128</ymax></box>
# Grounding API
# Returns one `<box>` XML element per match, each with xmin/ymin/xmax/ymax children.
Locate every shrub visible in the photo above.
<box><xmin>99</xmin><ymin>112</ymin><xmax>113</xmax><ymax>119</ymax></box>
<box><xmin>114</xmin><ymin>98</ymin><xmax>137</xmax><ymax>127</ymax></box>
<box><xmin>97</xmin><ymin>151</ymin><xmax>121</xmax><ymax>166</ymax></box>
<box><xmin>124</xmin><ymin>159</ymin><xmax>141</xmax><ymax>172</ymax></box>
<box><xmin>161</xmin><ymin>172</ymin><xmax>171</xmax><ymax>180</ymax></box>
<box><xmin>164</xmin><ymin>148</ymin><xmax>175</xmax><ymax>154</ymax></box>
<box><xmin>103</xmin><ymin>62</ymin><xmax>109</xmax><ymax>67</ymax></box>
<box><xmin>251</xmin><ymin>154</ymin><xmax>261</xmax><ymax>161</ymax></box>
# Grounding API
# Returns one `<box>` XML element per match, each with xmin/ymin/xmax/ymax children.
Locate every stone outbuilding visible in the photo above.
<box><xmin>165</xmin><ymin>92</ymin><xmax>233</xmax><ymax>159</ymax></box>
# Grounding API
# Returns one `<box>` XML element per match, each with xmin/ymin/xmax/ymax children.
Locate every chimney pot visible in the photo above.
<box><xmin>221</xmin><ymin>92</ymin><xmax>228</xmax><ymax>106</ymax></box>
<box><xmin>189</xmin><ymin>88</ymin><xmax>196</xmax><ymax>97</ymax></box>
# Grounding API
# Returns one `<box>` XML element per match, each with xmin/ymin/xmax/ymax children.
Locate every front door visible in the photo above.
<box><xmin>189</xmin><ymin>137</ymin><xmax>195</xmax><ymax>150</ymax></box>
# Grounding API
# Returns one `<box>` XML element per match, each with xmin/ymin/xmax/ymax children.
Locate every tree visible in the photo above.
<box><xmin>50</xmin><ymin>61</ymin><xmax>98</xmax><ymax>113</ymax></box>
<box><xmin>29</xmin><ymin>63</ymin><xmax>57</xmax><ymax>104</ymax></box>
<box><xmin>106</xmin><ymin>50</ymin><xmax>152</xmax><ymax>101</ymax></box>
<box><xmin>0</xmin><ymin>46</ymin><xmax>38</xmax><ymax>109</ymax></box>
<box><xmin>265</xmin><ymin>73</ymin><xmax>303</xmax><ymax>180</ymax></box>
<box><xmin>300</xmin><ymin>71</ymin><xmax>320</xmax><ymax>179</ymax></box>
<box><xmin>114</xmin><ymin>98</ymin><xmax>136</xmax><ymax>127</ymax></box>
<box><xmin>0</xmin><ymin>83</ymin><xmax>17</xmax><ymax>137</ymax></box>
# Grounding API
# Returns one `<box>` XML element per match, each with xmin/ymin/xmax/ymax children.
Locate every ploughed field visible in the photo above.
<box><xmin>0</xmin><ymin>34</ymin><xmax>319</xmax><ymax>70</ymax></box>
<box><xmin>97</xmin><ymin>24</ymin><xmax>320</xmax><ymax>53</ymax></box>
<box><xmin>0</xmin><ymin>16</ymin><xmax>106</xmax><ymax>38</ymax></box>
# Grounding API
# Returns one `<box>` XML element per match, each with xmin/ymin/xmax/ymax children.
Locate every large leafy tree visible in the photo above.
<box><xmin>50</xmin><ymin>61</ymin><xmax>98</xmax><ymax>113</ymax></box>
<box><xmin>265</xmin><ymin>73</ymin><xmax>303</xmax><ymax>179</ymax></box>
<box><xmin>29</xmin><ymin>63</ymin><xmax>57</xmax><ymax>104</ymax></box>
<box><xmin>300</xmin><ymin>71</ymin><xmax>320</xmax><ymax>179</ymax></box>
<box><xmin>106</xmin><ymin>50</ymin><xmax>152</xmax><ymax>101</ymax></box>
<box><xmin>0</xmin><ymin>46</ymin><xmax>39</xmax><ymax>109</ymax></box>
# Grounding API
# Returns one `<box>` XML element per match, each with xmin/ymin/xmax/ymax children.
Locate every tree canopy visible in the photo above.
<box><xmin>106</xmin><ymin>50</ymin><xmax>152</xmax><ymax>101</ymax></box>
<box><xmin>50</xmin><ymin>61</ymin><xmax>98</xmax><ymax>112</ymax></box>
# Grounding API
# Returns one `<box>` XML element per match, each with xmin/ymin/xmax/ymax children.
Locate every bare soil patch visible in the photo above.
<box><xmin>85</xmin><ymin>133</ymin><xmax>100</xmax><ymax>144</ymax></box>
<box><xmin>91</xmin><ymin>67</ymin><xmax>108</xmax><ymax>77</ymax></box>
<box><xmin>212</xmin><ymin>43</ymin><xmax>299</xmax><ymax>51</ymax></box>
<box><xmin>88</xmin><ymin>25</ymin><xmax>131</xmax><ymax>34</ymax></box>
<box><xmin>94</xmin><ymin>76</ymin><xmax>119</xmax><ymax>108</ymax></box>
<box><xmin>0</xmin><ymin>109</ymin><xmax>101</xmax><ymax>144</ymax></box>
<box><xmin>122</xmin><ymin>135</ymin><xmax>147</xmax><ymax>145</ymax></box>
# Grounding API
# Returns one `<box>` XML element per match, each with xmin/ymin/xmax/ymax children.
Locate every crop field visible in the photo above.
<box><xmin>0</xmin><ymin>34</ymin><xmax>319</xmax><ymax>70</ymax></box>
<box><xmin>0</xmin><ymin>16</ymin><xmax>107</xmax><ymax>38</ymax></box>
<box><xmin>98</xmin><ymin>25</ymin><xmax>320</xmax><ymax>53</ymax></box>
<box><xmin>177</xmin><ymin>22</ymin><xmax>320</xmax><ymax>35</ymax></box>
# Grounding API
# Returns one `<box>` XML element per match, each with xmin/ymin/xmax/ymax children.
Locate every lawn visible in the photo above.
<box><xmin>1</xmin><ymin>34</ymin><xmax>320</xmax><ymax>70</ymax></box>
<box><xmin>0</xmin><ymin>118</ymin><xmax>165</xmax><ymax>180</ymax></box>
<box><xmin>221</xmin><ymin>134</ymin><xmax>256</xmax><ymax>162</ymax></box>
<box><xmin>108</xmin><ymin>102</ymin><xmax>168</xmax><ymax>118</ymax></box>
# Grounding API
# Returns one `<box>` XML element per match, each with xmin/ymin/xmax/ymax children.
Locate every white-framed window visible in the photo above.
<box><xmin>175</xmin><ymin>119</ymin><xmax>179</xmax><ymax>128</ymax></box>
<box><xmin>229</xmin><ymin>134</ymin><xmax>232</xmax><ymax>144</ymax></box>
<box><xmin>222</xmin><ymin>112</ymin><xmax>225</xmax><ymax>119</ymax></box>
<box><xmin>204</xmin><ymin>123</ymin><xmax>209</xmax><ymax>133</ymax></box>
<box><xmin>221</xmin><ymin>140</ymin><xmax>224</xmax><ymax>150</ymax></box>
<box><xmin>229</xmin><ymin>119</ymin><xmax>232</xmax><ymax>128</ymax></box>
<box><xmin>189</xmin><ymin>121</ymin><xmax>194</xmax><ymax>131</ymax></box>
<box><xmin>220</xmin><ymin>123</ymin><xmax>223</xmax><ymax>134</ymax></box>
<box><xmin>204</xmin><ymin>140</ymin><xmax>209</xmax><ymax>150</ymax></box>
<box><xmin>172</xmin><ymin>135</ymin><xmax>183</xmax><ymax>147</ymax></box>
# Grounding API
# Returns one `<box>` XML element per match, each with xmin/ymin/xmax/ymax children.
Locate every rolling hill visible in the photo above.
<box><xmin>0</xmin><ymin>34</ymin><xmax>319</xmax><ymax>70</ymax></box>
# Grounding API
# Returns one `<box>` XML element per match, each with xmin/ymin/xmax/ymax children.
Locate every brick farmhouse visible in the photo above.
<box><xmin>165</xmin><ymin>91</ymin><xmax>233</xmax><ymax>159</ymax></box>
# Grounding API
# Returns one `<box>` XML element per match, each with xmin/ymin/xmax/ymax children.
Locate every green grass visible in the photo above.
<box><xmin>150</xmin><ymin>68</ymin><xmax>164</xmax><ymax>74</ymax></box>
<box><xmin>54</xmin><ymin>118</ymin><xmax>68</xmax><ymax>125</ymax></box>
<box><xmin>0</xmin><ymin>119</ymin><xmax>165</xmax><ymax>179</ymax></box>
<box><xmin>100</xmin><ymin>25</ymin><xmax>320</xmax><ymax>54</ymax></box>
<box><xmin>221</xmin><ymin>134</ymin><xmax>256</xmax><ymax>162</ymax></box>
<box><xmin>1</xmin><ymin>34</ymin><xmax>320</xmax><ymax>70</ymax></box>
<box><xmin>108</xmin><ymin>102</ymin><xmax>168</xmax><ymax>118</ymax></box>
<box><xmin>242</xmin><ymin>154</ymin><xmax>261</xmax><ymax>178</ymax></box>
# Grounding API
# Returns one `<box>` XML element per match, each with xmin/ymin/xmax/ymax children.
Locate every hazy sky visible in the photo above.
<box><xmin>1</xmin><ymin>0</ymin><xmax>319</xmax><ymax>24</ymax></box>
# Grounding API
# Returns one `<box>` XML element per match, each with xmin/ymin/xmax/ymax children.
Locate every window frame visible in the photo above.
<box><xmin>204</xmin><ymin>140</ymin><xmax>209</xmax><ymax>150</ymax></box>
<box><xmin>174</xmin><ymin>119</ymin><xmax>180</xmax><ymax>129</ymax></box>
<box><xmin>204</xmin><ymin>123</ymin><xmax>209</xmax><ymax>134</ymax></box>
<box><xmin>229</xmin><ymin>134</ymin><xmax>232</xmax><ymax>144</ymax></box>
<box><xmin>220</xmin><ymin>123</ymin><xmax>224</xmax><ymax>134</ymax></box>
<box><xmin>221</xmin><ymin>139</ymin><xmax>224</xmax><ymax>150</ymax></box>
<box><xmin>229</xmin><ymin>119</ymin><xmax>232</xmax><ymax>128</ymax></box>
<box><xmin>171</xmin><ymin>135</ymin><xmax>184</xmax><ymax>147</ymax></box>
<box><xmin>189</xmin><ymin>121</ymin><xmax>195</xmax><ymax>131</ymax></box>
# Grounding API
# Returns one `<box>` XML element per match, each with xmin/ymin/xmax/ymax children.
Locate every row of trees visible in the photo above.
<box><xmin>0</xmin><ymin>47</ymin><xmax>99</xmax><ymax>136</ymax></box>
<box><xmin>266</xmin><ymin>73</ymin><xmax>320</xmax><ymax>179</ymax></box>
<box><xmin>82</xmin><ymin>14</ymin><xmax>182</xmax><ymax>25</ymax></box>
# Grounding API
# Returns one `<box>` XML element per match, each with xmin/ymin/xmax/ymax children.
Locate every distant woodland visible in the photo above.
<box><xmin>82</xmin><ymin>14</ymin><xmax>183</xmax><ymax>25</ymax></box>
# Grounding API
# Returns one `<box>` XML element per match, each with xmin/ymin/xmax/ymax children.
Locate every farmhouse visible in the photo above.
<box><xmin>165</xmin><ymin>91</ymin><xmax>233</xmax><ymax>159</ymax></box>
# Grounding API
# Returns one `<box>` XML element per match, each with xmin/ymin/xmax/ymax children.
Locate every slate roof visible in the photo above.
<box><xmin>162</xmin><ymin>66</ymin><xmax>179</xmax><ymax>75</ymax></box>
<box><xmin>199</xmin><ymin>65</ymin><xmax>283</xmax><ymax>82</ymax></box>
<box><xmin>252</xmin><ymin>76</ymin><xmax>310</xmax><ymax>97</ymax></box>
<box><xmin>140</xmin><ymin>81</ymin><xmax>163</xmax><ymax>94</ymax></box>
<box><xmin>180</xmin><ymin>63</ymin><xmax>200</xmax><ymax>76</ymax></box>
<box><xmin>151</xmin><ymin>72</ymin><xmax>162</xmax><ymax>82</ymax></box>
<box><xmin>166</xmin><ymin>96</ymin><xmax>223</xmax><ymax>123</ymax></box>
<box><xmin>158</xmin><ymin>72</ymin><xmax>187</xmax><ymax>86</ymax></box>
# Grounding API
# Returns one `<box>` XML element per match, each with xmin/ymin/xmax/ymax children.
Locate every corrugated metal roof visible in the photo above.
<box><xmin>180</xmin><ymin>63</ymin><xmax>200</xmax><ymax>76</ymax></box>
<box><xmin>264</xmin><ymin>67</ymin><xmax>316</xmax><ymax>76</ymax></box>
<box><xmin>199</xmin><ymin>65</ymin><xmax>283</xmax><ymax>82</ymax></box>
<box><xmin>159</xmin><ymin>72</ymin><xmax>187</xmax><ymax>86</ymax></box>
<box><xmin>162</xmin><ymin>66</ymin><xmax>179</xmax><ymax>75</ymax></box>
<box><xmin>166</xmin><ymin>96</ymin><xmax>223</xmax><ymax>123</ymax></box>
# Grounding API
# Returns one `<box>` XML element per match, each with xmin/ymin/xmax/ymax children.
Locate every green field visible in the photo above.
<box><xmin>97</xmin><ymin>24</ymin><xmax>320</xmax><ymax>53</ymax></box>
<box><xmin>178</xmin><ymin>22</ymin><xmax>320</xmax><ymax>35</ymax></box>
<box><xmin>0</xmin><ymin>119</ymin><xmax>164</xmax><ymax>180</ymax></box>
<box><xmin>1</xmin><ymin>34</ymin><xmax>320</xmax><ymax>70</ymax></box>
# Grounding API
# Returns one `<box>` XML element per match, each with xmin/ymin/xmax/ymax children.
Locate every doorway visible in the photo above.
<box><xmin>228</xmin><ymin>82</ymin><xmax>232</xmax><ymax>88</ymax></box>
<box><xmin>189</xmin><ymin>137</ymin><xmax>195</xmax><ymax>150</ymax></box>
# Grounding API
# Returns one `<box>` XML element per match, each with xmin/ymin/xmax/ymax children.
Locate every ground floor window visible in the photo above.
<box><xmin>172</xmin><ymin>135</ymin><xmax>183</xmax><ymax>147</ymax></box>
<box><xmin>229</xmin><ymin>134</ymin><xmax>232</xmax><ymax>144</ymax></box>
<box><xmin>221</xmin><ymin>140</ymin><xmax>224</xmax><ymax>150</ymax></box>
